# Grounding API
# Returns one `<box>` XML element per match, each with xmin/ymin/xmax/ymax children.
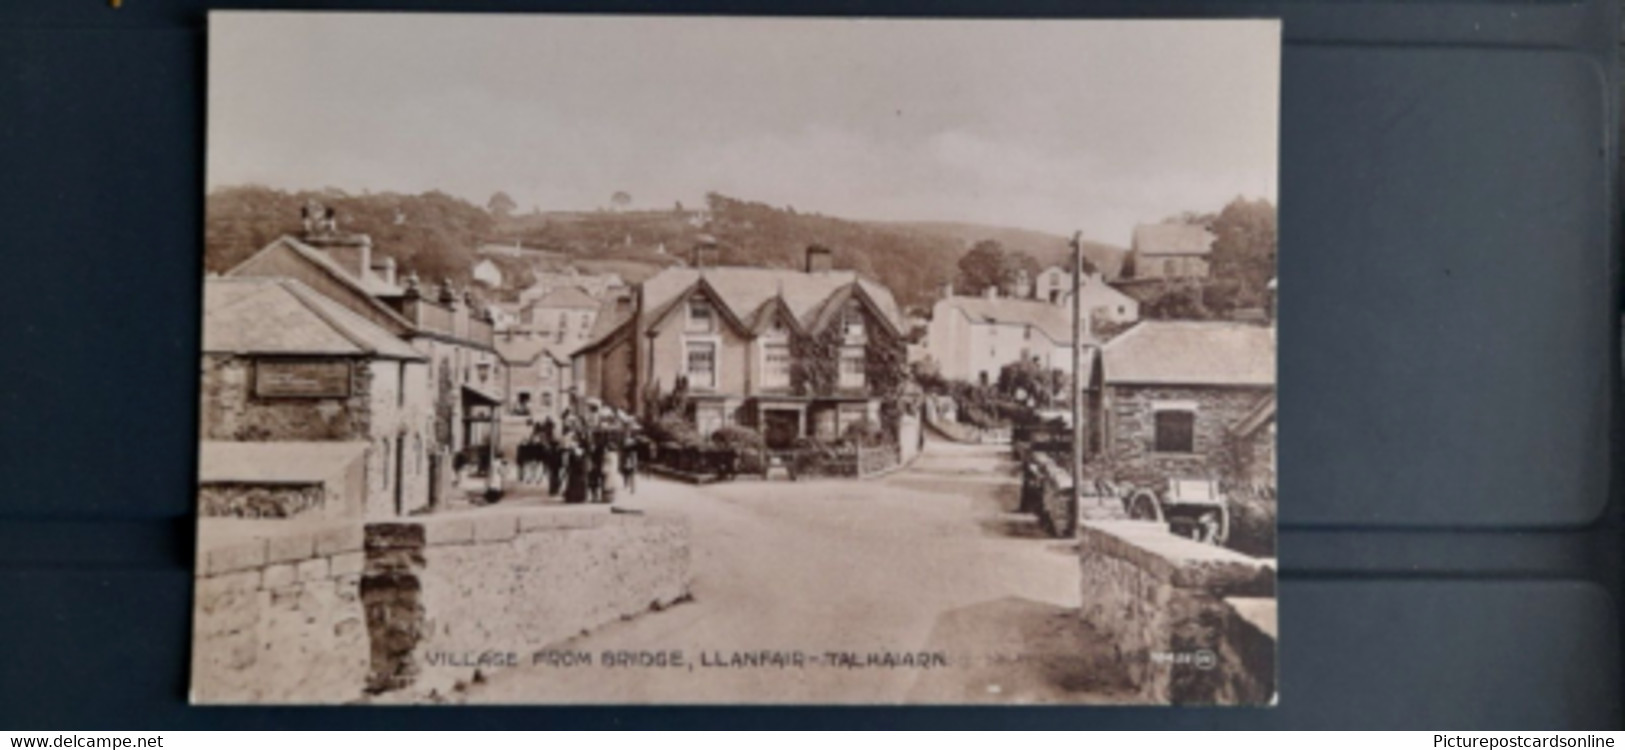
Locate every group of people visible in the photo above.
<box><xmin>505</xmin><ymin>402</ymin><xmax>647</xmax><ymax>505</ymax></box>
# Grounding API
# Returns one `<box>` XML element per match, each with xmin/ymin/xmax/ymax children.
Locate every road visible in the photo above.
<box><xmin>455</xmin><ymin>437</ymin><xmax>1129</xmax><ymax>704</ymax></box>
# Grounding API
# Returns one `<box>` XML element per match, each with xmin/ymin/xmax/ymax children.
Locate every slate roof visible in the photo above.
<box><xmin>227</xmin><ymin>236</ymin><xmax>415</xmax><ymax>331</ymax></box>
<box><xmin>1101</xmin><ymin>321</ymin><xmax>1274</xmax><ymax>387</ymax></box>
<box><xmin>1132</xmin><ymin>223</ymin><xmax>1215</xmax><ymax>257</ymax></box>
<box><xmin>496</xmin><ymin>337</ymin><xmax>576</xmax><ymax>365</ymax></box>
<box><xmin>203</xmin><ymin>277</ymin><xmax>424</xmax><ymax>361</ymax></box>
<box><xmin>524</xmin><ymin>286</ymin><xmax>600</xmax><ymax>310</ymax></box>
<box><xmin>639</xmin><ymin>266</ymin><xmax>904</xmax><ymax>335</ymax></box>
<box><xmin>1065</xmin><ymin>279</ymin><xmax>1139</xmax><ymax>310</ymax></box>
<box><xmin>198</xmin><ymin>440</ymin><xmax>370</xmax><ymax>484</ymax></box>
<box><xmin>938</xmin><ymin>295</ymin><xmax>1080</xmax><ymax>344</ymax></box>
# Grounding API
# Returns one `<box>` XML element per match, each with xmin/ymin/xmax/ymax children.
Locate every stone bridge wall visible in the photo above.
<box><xmin>191</xmin><ymin>523</ymin><xmax>370</xmax><ymax>703</ymax></box>
<box><xmin>191</xmin><ymin>508</ymin><xmax>691</xmax><ymax>703</ymax></box>
<box><xmin>1077</xmin><ymin>520</ymin><xmax>1275</xmax><ymax>705</ymax></box>
<box><xmin>368</xmin><ymin>508</ymin><xmax>692</xmax><ymax>695</ymax></box>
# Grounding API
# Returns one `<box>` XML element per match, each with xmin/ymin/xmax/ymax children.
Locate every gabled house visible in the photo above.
<box><xmin>497</xmin><ymin>337</ymin><xmax>576</xmax><ymax>420</ymax></box>
<box><xmin>1061</xmin><ymin>272</ymin><xmax>1141</xmax><ymax>326</ymax></box>
<box><xmin>505</xmin><ymin>286</ymin><xmax>602</xmax><ymax>347</ymax></box>
<box><xmin>574</xmin><ymin>245</ymin><xmax>907</xmax><ymax>446</ymax></box>
<box><xmin>1092</xmin><ymin>320</ymin><xmax>1275</xmax><ymax>485</ymax></box>
<box><xmin>1125</xmin><ymin>222</ymin><xmax>1214</xmax><ymax>280</ymax></box>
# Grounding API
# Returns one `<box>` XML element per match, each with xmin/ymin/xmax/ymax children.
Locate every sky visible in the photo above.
<box><xmin>209</xmin><ymin>13</ymin><xmax>1279</xmax><ymax>247</ymax></box>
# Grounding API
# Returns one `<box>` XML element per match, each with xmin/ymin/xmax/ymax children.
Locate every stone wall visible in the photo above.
<box><xmin>198</xmin><ymin>482</ymin><xmax>326</xmax><ymax>519</ymax></box>
<box><xmin>1077</xmin><ymin>520</ymin><xmax>1275</xmax><ymax>705</ymax></box>
<box><xmin>395</xmin><ymin>508</ymin><xmax>690</xmax><ymax>694</ymax></box>
<box><xmin>191</xmin><ymin>523</ymin><xmax>369</xmax><ymax>704</ymax></box>
<box><xmin>1103</xmin><ymin>384</ymin><xmax>1271</xmax><ymax>485</ymax></box>
<box><xmin>199</xmin><ymin>354</ymin><xmax>375</xmax><ymax>442</ymax></box>
<box><xmin>191</xmin><ymin>508</ymin><xmax>692</xmax><ymax>703</ymax></box>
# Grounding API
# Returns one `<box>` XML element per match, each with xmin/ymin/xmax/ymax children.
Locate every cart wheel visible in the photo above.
<box><xmin>1126</xmin><ymin>490</ymin><xmax>1163</xmax><ymax>523</ymax></box>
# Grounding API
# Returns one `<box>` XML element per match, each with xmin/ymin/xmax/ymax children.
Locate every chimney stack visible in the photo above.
<box><xmin>298</xmin><ymin>201</ymin><xmax>374</xmax><ymax>282</ymax></box>
<box><xmin>941</xmin><ymin>282</ymin><xmax>955</xmax><ymax>300</ymax></box>
<box><xmin>692</xmin><ymin>237</ymin><xmax>720</xmax><ymax>269</ymax></box>
<box><xmin>805</xmin><ymin>245</ymin><xmax>833</xmax><ymax>273</ymax></box>
<box><xmin>371</xmin><ymin>256</ymin><xmax>398</xmax><ymax>288</ymax></box>
<box><xmin>983</xmin><ymin>286</ymin><xmax>999</xmax><ymax>300</ymax></box>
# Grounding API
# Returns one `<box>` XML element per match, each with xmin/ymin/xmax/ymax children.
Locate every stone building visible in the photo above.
<box><xmin>1125</xmin><ymin>222</ymin><xmax>1215</xmax><ymax>281</ymax></box>
<box><xmin>573</xmin><ymin>244</ymin><xmax>907</xmax><ymax>447</ymax></box>
<box><xmin>1092</xmin><ymin>320</ymin><xmax>1275</xmax><ymax>485</ymax></box>
<box><xmin>226</xmin><ymin>208</ymin><xmax>506</xmax><ymax>489</ymax></box>
<box><xmin>199</xmin><ymin>277</ymin><xmax>433</xmax><ymax>518</ymax></box>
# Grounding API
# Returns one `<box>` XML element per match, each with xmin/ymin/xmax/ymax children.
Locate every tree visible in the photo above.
<box><xmin>1207</xmin><ymin>197</ymin><xmax>1277</xmax><ymax>308</ymax></box>
<box><xmin>956</xmin><ymin>240</ymin><xmax>1041</xmax><ymax>296</ymax></box>
<box><xmin>956</xmin><ymin>240</ymin><xmax>1007</xmax><ymax>294</ymax></box>
<box><xmin>611</xmin><ymin>191</ymin><xmax>632</xmax><ymax>211</ymax></box>
<box><xmin>487</xmin><ymin>191</ymin><xmax>517</xmax><ymax>218</ymax></box>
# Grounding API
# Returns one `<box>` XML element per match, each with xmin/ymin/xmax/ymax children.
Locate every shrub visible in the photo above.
<box><xmin>649</xmin><ymin>414</ymin><xmax>703</xmax><ymax>449</ymax></box>
<box><xmin>711</xmin><ymin>425</ymin><xmax>768</xmax><ymax>475</ymax></box>
<box><xmin>841</xmin><ymin>417</ymin><xmax>887</xmax><ymax>448</ymax></box>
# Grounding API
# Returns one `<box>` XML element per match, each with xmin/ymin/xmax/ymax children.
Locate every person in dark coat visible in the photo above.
<box><xmin>586</xmin><ymin>435</ymin><xmax>607</xmax><ymax>503</ymax></box>
<box><xmin>562</xmin><ymin>442</ymin><xmax>588</xmax><ymax>504</ymax></box>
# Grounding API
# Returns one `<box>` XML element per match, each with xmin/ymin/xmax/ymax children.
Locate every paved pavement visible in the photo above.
<box><xmin>455</xmin><ymin>437</ymin><xmax>1126</xmax><ymax>704</ymax></box>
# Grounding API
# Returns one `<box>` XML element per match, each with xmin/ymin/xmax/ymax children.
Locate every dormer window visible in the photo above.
<box><xmin>687</xmin><ymin>300</ymin><xmax>715</xmax><ymax>333</ymax></box>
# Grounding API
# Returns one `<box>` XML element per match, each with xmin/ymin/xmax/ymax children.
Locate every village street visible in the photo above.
<box><xmin>455</xmin><ymin>436</ymin><xmax>1130</xmax><ymax>704</ymax></box>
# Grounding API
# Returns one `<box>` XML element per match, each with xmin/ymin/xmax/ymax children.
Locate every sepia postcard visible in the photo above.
<box><xmin>193</xmin><ymin>12</ymin><xmax>1279</xmax><ymax>705</ymax></box>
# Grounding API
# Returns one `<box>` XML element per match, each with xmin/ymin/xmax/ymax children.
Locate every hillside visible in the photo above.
<box><xmin>206</xmin><ymin>186</ymin><xmax>1132</xmax><ymax>310</ymax></box>
<box><xmin>870</xmin><ymin>220</ymin><xmax>1128</xmax><ymax>279</ymax></box>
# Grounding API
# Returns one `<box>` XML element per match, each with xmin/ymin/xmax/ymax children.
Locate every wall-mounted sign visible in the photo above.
<box><xmin>255</xmin><ymin>360</ymin><xmax>352</xmax><ymax>398</ymax></box>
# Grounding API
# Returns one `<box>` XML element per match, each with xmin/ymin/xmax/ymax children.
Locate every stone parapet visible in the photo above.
<box><xmin>191</xmin><ymin>507</ymin><xmax>692</xmax><ymax>703</ymax></box>
<box><xmin>191</xmin><ymin>520</ymin><xmax>370</xmax><ymax>704</ymax></box>
<box><xmin>1077</xmin><ymin>520</ymin><xmax>1275</xmax><ymax>705</ymax></box>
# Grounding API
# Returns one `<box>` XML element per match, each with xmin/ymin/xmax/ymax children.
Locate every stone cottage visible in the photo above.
<box><xmin>1093</xmin><ymin>320</ymin><xmax>1275</xmax><ymax>486</ymax></box>
<box><xmin>199</xmin><ymin>277</ymin><xmax>434</xmax><ymax>518</ymax></box>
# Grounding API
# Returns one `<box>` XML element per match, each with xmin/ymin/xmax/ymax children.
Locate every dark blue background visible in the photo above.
<box><xmin>0</xmin><ymin>0</ymin><xmax>1618</xmax><ymax>728</ymax></box>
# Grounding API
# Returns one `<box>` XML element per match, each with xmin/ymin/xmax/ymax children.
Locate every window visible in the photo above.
<box><xmin>687</xmin><ymin>300</ymin><xmax>715</xmax><ymax>333</ymax></box>
<box><xmin>763</xmin><ymin>342</ymin><xmax>791</xmax><ymax>388</ymax></box>
<box><xmin>1153</xmin><ymin>408</ymin><xmax>1196</xmax><ymax>454</ymax></box>
<box><xmin>687</xmin><ymin>341</ymin><xmax>717</xmax><ymax>389</ymax></box>
<box><xmin>540</xmin><ymin>392</ymin><xmax>553</xmax><ymax>410</ymax></box>
<box><xmin>477</xmin><ymin>363</ymin><xmax>491</xmax><ymax>384</ymax></box>
<box><xmin>842</xmin><ymin>301</ymin><xmax>865</xmax><ymax>339</ymax></box>
<box><xmin>839</xmin><ymin>345</ymin><xmax>865</xmax><ymax>389</ymax></box>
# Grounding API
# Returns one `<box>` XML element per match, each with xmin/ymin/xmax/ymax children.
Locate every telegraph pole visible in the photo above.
<box><xmin>1069</xmin><ymin>231</ymin><xmax>1084</xmax><ymax>536</ymax></box>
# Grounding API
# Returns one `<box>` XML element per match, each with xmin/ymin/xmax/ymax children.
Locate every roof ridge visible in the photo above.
<box><xmin>272</xmin><ymin>236</ymin><xmax>418</xmax><ymax>332</ymax></box>
<box><xmin>276</xmin><ymin>279</ymin><xmax>384</xmax><ymax>355</ymax></box>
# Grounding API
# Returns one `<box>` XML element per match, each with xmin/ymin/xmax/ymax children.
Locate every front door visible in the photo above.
<box><xmin>763</xmin><ymin>409</ymin><xmax>801</xmax><ymax>449</ymax></box>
